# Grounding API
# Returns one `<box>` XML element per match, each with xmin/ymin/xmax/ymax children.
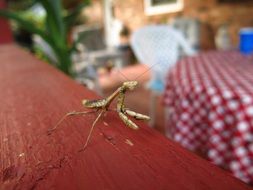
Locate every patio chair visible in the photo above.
<box><xmin>130</xmin><ymin>24</ymin><xmax>195</xmax><ymax>127</ymax></box>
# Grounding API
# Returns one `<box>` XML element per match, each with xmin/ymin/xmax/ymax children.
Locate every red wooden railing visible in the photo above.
<box><xmin>0</xmin><ymin>0</ymin><xmax>13</xmax><ymax>44</ymax></box>
<box><xmin>0</xmin><ymin>45</ymin><xmax>251</xmax><ymax>190</ymax></box>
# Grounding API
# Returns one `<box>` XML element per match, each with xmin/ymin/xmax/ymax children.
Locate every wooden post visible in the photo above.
<box><xmin>0</xmin><ymin>45</ymin><xmax>251</xmax><ymax>190</ymax></box>
<box><xmin>0</xmin><ymin>0</ymin><xmax>13</xmax><ymax>44</ymax></box>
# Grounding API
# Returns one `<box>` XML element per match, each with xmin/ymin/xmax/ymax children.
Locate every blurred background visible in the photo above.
<box><xmin>1</xmin><ymin>0</ymin><xmax>253</xmax><ymax>185</ymax></box>
<box><xmin>1</xmin><ymin>0</ymin><xmax>253</xmax><ymax>134</ymax></box>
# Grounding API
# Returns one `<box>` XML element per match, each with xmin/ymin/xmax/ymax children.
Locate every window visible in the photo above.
<box><xmin>144</xmin><ymin>0</ymin><xmax>184</xmax><ymax>15</ymax></box>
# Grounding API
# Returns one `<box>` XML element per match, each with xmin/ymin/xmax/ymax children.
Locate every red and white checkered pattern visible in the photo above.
<box><xmin>163</xmin><ymin>51</ymin><xmax>253</xmax><ymax>184</ymax></box>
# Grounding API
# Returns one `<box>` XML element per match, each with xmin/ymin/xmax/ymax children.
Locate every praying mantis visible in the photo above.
<box><xmin>48</xmin><ymin>81</ymin><xmax>150</xmax><ymax>150</ymax></box>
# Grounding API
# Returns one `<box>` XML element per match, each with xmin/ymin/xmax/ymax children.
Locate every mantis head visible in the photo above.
<box><xmin>123</xmin><ymin>81</ymin><xmax>138</xmax><ymax>91</ymax></box>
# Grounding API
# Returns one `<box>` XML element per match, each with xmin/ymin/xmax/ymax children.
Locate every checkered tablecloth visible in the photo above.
<box><xmin>163</xmin><ymin>51</ymin><xmax>253</xmax><ymax>184</ymax></box>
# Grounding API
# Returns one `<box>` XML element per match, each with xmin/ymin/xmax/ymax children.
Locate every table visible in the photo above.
<box><xmin>0</xmin><ymin>45</ymin><xmax>250</xmax><ymax>190</ymax></box>
<box><xmin>163</xmin><ymin>50</ymin><xmax>253</xmax><ymax>184</ymax></box>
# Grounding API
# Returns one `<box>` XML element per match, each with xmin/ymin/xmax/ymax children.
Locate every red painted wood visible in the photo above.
<box><xmin>0</xmin><ymin>45</ymin><xmax>251</xmax><ymax>190</ymax></box>
<box><xmin>0</xmin><ymin>0</ymin><xmax>13</xmax><ymax>44</ymax></box>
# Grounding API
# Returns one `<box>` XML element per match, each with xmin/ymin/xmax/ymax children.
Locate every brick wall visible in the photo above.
<box><xmin>85</xmin><ymin>0</ymin><xmax>253</xmax><ymax>49</ymax></box>
<box><xmin>82</xmin><ymin>0</ymin><xmax>104</xmax><ymax>25</ymax></box>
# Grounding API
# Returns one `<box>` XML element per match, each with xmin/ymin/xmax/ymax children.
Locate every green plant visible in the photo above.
<box><xmin>0</xmin><ymin>0</ymin><xmax>90</xmax><ymax>76</ymax></box>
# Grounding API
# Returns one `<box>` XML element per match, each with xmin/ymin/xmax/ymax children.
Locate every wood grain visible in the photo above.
<box><xmin>0</xmin><ymin>45</ymin><xmax>251</xmax><ymax>190</ymax></box>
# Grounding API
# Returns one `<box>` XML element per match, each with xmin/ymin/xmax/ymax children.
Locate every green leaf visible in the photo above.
<box><xmin>0</xmin><ymin>9</ymin><xmax>51</xmax><ymax>44</ymax></box>
<box><xmin>38</xmin><ymin>0</ymin><xmax>66</xmax><ymax>47</ymax></box>
<box><xmin>0</xmin><ymin>0</ymin><xmax>91</xmax><ymax>77</ymax></box>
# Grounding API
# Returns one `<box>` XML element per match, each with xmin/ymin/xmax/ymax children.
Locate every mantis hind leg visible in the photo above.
<box><xmin>79</xmin><ymin>110</ymin><xmax>105</xmax><ymax>151</ymax></box>
<box><xmin>48</xmin><ymin>110</ymin><xmax>98</xmax><ymax>135</ymax></box>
